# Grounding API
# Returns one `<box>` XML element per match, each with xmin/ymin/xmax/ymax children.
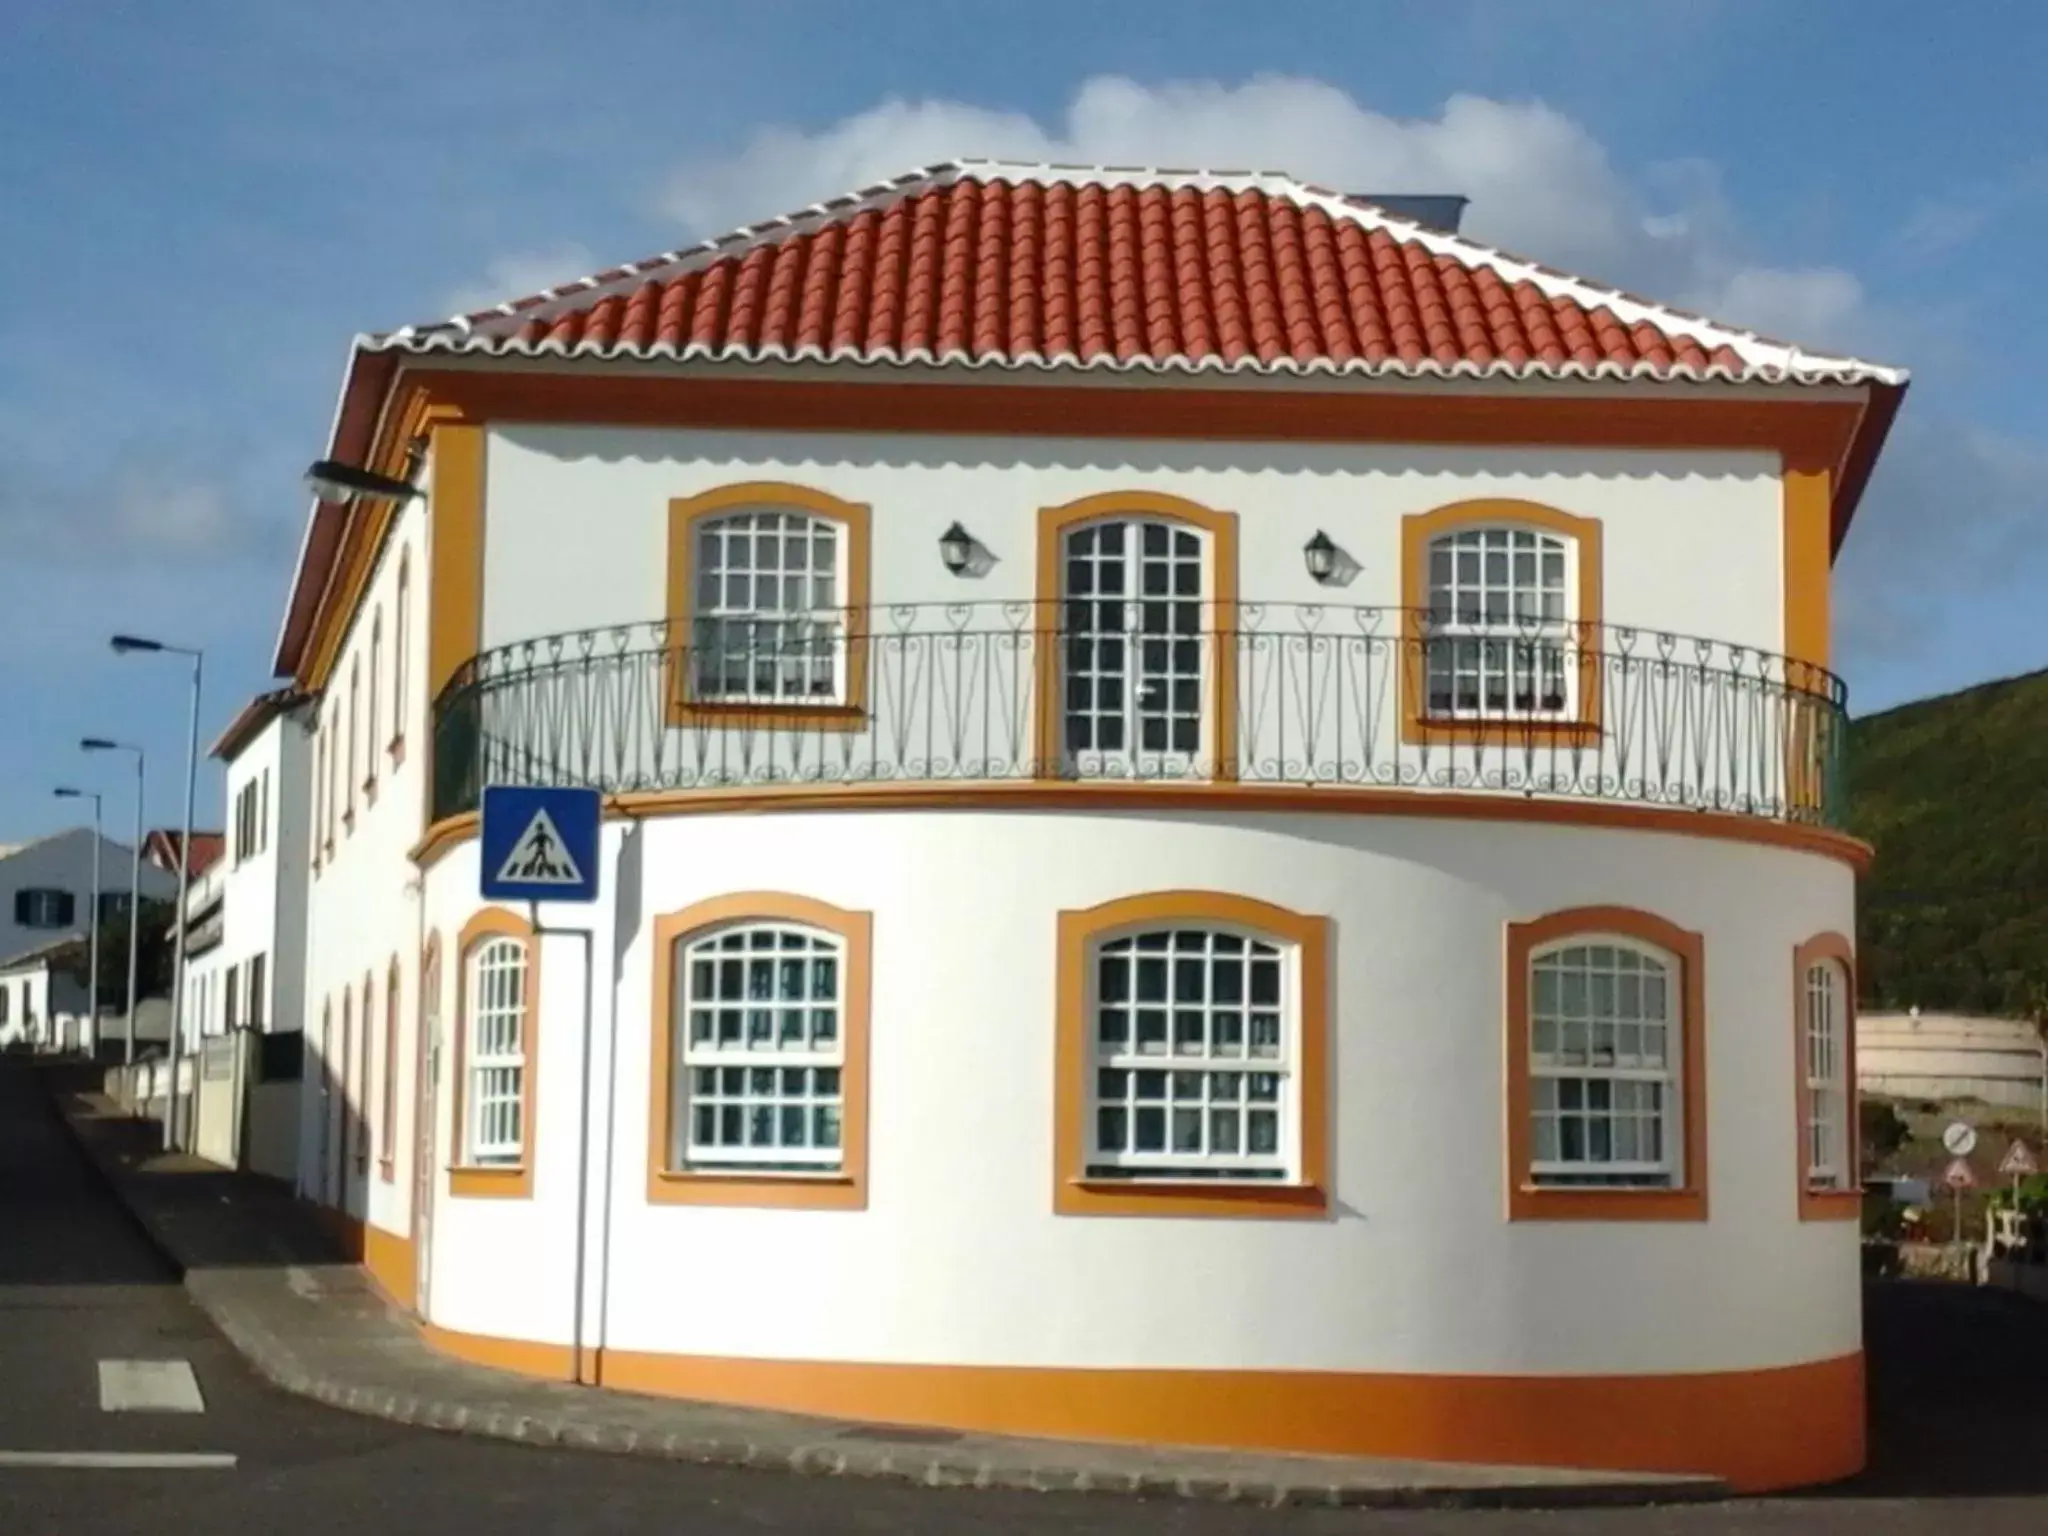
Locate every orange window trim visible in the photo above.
<box><xmin>449</xmin><ymin>907</ymin><xmax>540</xmax><ymax>1200</ymax></box>
<box><xmin>1793</xmin><ymin>931</ymin><xmax>1860</xmax><ymax>1221</ymax></box>
<box><xmin>646</xmin><ymin>892</ymin><xmax>872</xmax><ymax>1210</ymax></box>
<box><xmin>662</xmin><ymin>483</ymin><xmax>873</xmax><ymax>732</ymax></box>
<box><xmin>1054</xmin><ymin>891</ymin><xmax>1330</xmax><ymax>1219</ymax></box>
<box><xmin>1503</xmin><ymin>905</ymin><xmax>1708</xmax><ymax>1222</ymax></box>
<box><xmin>1032</xmin><ymin>492</ymin><xmax>1241</xmax><ymax>782</ymax></box>
<box><xmin>379</xmin><ymin>956</ymin><xmax>402</xmax><ymax>1181</ymax></box>
<box><xmin>1399</xmin><ymin>499</ymin><xmax>1605</xmax><ymax>748</ymax></box>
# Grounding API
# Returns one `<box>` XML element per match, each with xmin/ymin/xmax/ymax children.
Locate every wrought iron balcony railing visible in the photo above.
<box><xmin>430</xmin><ymin>602</ymin><xmax>1849</xmax><ymax>830</ymax></box>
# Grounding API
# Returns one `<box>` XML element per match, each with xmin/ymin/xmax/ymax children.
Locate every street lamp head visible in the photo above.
<box><xmin>54</xmin><ymin>786</ymin><xmax>82</xmax><ymax>799</ymax></box>
<box><xmin>110</xmin><ymin>634</ymin><xmax>165</xmax><ymax>655</ymax></box>
<box><xmin>81</xmin><ymin>736</ymin><xmax>135</xmax><ymax>754</ymax></box>
<box><xmin>304</xmin><ymin>458</ymin><xmax>422</xmax><ymax>505</ymax></box>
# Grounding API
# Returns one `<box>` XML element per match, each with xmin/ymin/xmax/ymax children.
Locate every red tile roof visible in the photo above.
<box><xmin>373</xmin><ymin>161</ymin><xmax>1903</xmax><ymax>388</ymax></box>
<box><xmin>144</xmin><ymin>829</ymin><xmax>224</xmax><ymax>879</ymax></box>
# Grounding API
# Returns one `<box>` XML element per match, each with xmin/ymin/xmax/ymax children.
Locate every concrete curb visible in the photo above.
<box><xmin>184</xmin><ymin>1291</ymin><xmax>1725</xmax><ymax>1513</ymax></box>
<box><xmin>40</xmin><ymin>1070</ymin><xmax>1728</xmax><ymax>1511</ymax></box>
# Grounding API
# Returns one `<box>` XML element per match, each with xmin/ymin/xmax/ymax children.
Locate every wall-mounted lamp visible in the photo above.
<box><xmin>939</xmin><ymin>521</ymin><xmax>976</xmax><ymax>575</ymax></box>
<box><xmin>1303</xmin><ymin>530</ymin><xmax>1341</xmax><ymax>584</ymax></box>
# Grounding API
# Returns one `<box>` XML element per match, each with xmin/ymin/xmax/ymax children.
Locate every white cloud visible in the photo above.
<box><xmin>442</xmin><ymin>243</ymin><xmax>597</xmax><ymax>317</ymax></box>
<box><xmin>657</xmin><ymin>75</ymin><xmax>1870</xmax><ymax>352</ymax></box>
<box><xmin>0</xmin><ymin>465</ymin><xmax>286</xmax><ymax>567</ymax></box>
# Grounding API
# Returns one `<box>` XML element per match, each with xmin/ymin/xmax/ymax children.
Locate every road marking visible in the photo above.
<box><xmin>0</xmin><ymin>1452</ymin><xmax>236</xmax><ymax>1469</ymax></box>
<box><xmin>98</xmin><ymin>1360</ymin><xmax>205</xmax><ymax>1413</ymax></box>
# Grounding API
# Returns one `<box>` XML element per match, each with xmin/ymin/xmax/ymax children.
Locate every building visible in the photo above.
<box><xmin>1859</xmin><ymin>1010</ymin><xmax>2048</xmax><ymax>1116</ymax></box>
<box><xmin>0</xmin><ymin>827</ymin><xmax>179</xmax><ymax>1052</ymax></box>
<box><xmin>180</xmin><ymin>688</ymin><xmax>314</xmax><ymax>1044</ymax></box>
<box><xmin>267</xmin><ymin>162</ymin><xmax>1905</xmax><ymax>1491</ymax></box>
<box><xmin>172</xmin><ymin>688</ymin><xmax>315</xmax><ymax>1177</ymax></box>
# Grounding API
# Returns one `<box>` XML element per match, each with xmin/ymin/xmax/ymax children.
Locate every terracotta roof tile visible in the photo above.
<box><xmin>365</xmin><ymin>162</ymin><xmax>1904</xmax><ymax>387</ymax></box>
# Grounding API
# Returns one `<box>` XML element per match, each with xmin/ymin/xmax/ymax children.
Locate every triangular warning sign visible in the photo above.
<box><xmin>2001</xmin><ymin>1140</ymin><xmax>2038</xmax><ymax>1177</ymax></box>
<box><xmin>494</xmin><ymin>807</ymin><xmax>585</xmax><ymax>887</ymax></box>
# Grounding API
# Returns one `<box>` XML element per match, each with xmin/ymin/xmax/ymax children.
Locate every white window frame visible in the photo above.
<box><xmin>1804</xmin><ymin>958</ymin><xmax>1850</xmax><ymax>1191</ymax></box>
<box><xmin>1528</xmin><ymin>935</ymin><xmax>1682</xmax><ymax>1189</ymax></box>
<box><xmin>1058</xmin><ymin>517</ymin><xmax>1213</xmax><ymax>775</ymax></box>
<box><xmin>689</xmin><ymin>508</ymin><xmax>848</xmax><ymax>706</ymax></box>
<box><xmin>673</xmin><ymin>921</ymin><xmax>846</xmax><ymax>1173</ymax></box>
<box><xmin>463</xmin><ymin>937</ymin><xmax>528</xmax><ymax>1166</ymax></box>
<box><xmin>1084</xmin><ymin>925</ymin><xmax>1298</xmax><ymax>1183</ymax></box>
<box><xmin>1423</xmin><ymin>524</ymin><xmax>1578</xmax><ymax>721</ymax></box>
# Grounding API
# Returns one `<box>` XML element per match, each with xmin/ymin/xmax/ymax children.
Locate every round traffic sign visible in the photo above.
<box><xmin>1943</xmin><ymin>1121</ymin><xmax>1979</xmax><ymax>1157</ymax></box>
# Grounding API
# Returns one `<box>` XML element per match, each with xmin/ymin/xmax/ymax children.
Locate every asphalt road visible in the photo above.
<box><xmin>4</xmin><ymin>1054</ymin><xmax>2048</xmax><ymax>1534</ymax></box>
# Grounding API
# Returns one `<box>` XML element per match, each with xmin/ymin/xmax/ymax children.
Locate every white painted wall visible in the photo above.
<box><xmin>416</xmin><ymin>808</ymin><xmax>1857</xmax><ymax>1379</ymax></box>
<box><xmin>0</xmin><ymin>829</ymin><xmax>176</xmax><ymax>971</ymax></box>
<box><xmin>297</xmin><ymin>478</ymin><xmax>432</xmax><ymax>1254</ymax></box>
<box><xmin>479</xmin><ymin>426</ymin><xmax>1787</xmax><ymax>658</ymax></box>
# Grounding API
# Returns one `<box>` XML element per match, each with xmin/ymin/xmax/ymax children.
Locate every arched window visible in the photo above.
<box><xmin>365</xmin><ymin>608</ymin><xmax>382</xmax><ymax>798</ymax></box>
<box><xmin>1401</xmin><ymin>500</ymin><xmax>1603</xmax><ymax>742</ymax></box>
<box><xmin>1506</xmin><ymin>906</ymin><xmax>1705</xmax><ymax>1221</ymax></box>
<box><xmin>451</xmin><ymin>909</ymin><xmax>537</xmax><ymax>1197</ymax></box>
<box><xmin>392</xmin><ymin>551</ymin><xmax>410</xmax><ymax>760</ymax></box>
<box><xmin>1528</xmin><ymin>939</ymin><xmax>1677</xmax><ymax>1185</ymax></box>
<box><xmin>345</xmin><ymin>658</ymin><xmax>359</xmax><ymax>824</ymax></box>
<box><xmin>1089</xmin><ymin>926</ymin><xmax>1289</xmax><ymax>1179</ymax></box>
<box><xmin>1036</xmin><ymin>492</ymin><xmax>1240</xmax><ymax>779</ymax></box>
<box><xmin>356</xmin><ymin>975</ymin><xmax>373</xmax><ymax>1170</ymax></box>
<box><xmin>338</xmin><ymin>987</ymin><xmax>355</xmax><ymax>1180</ymax></box>
<box><xmin>665</xmin><ymin>483</ymin><xmax>871</xmax><ymax>726</ymax></box>
<box><xmin>673</xmin><ymin>922</ymin><xmax>845</xmax><ymax>1171</ymax></box>
<box><xmin>1795</xmin><ymin>932</ymin><xmax>1858</xmax><ymax>1218</ymax></box>
<box><xmin>649</xmin><ymin>893</ymin><xmax>871</xmax><ymax>1208</ymax></box>
<box><xmin>1054</xmin><ymin>891</ymin><xmax>1327</xmax><ymax>1218</ymax></box>
<box><xmin>378</xmin><ymin>958</ymin><xmax>401</xmax><ymax>1180</ymax></box>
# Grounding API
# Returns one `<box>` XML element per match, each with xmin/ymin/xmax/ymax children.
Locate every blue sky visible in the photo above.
<box><xmin>4</xmin><ymin>0</ymin><xmax>2044</xmax><ymax>839</ymax></box>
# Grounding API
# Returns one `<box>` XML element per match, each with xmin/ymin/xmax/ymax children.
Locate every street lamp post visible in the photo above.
<box><xmin>52</xmin><ymin>788</ymin><xmax>102</xmax><ymax>1055</ymax></box>
<box><xmin>110</xmin><ymin>635</ymin><xmax>203</xmax><ymax>1154</ymax></box>
<box><xmin>81</xmin><ymin>739</ymin><xmax>144</xmax><ymax>1072</ymax></box>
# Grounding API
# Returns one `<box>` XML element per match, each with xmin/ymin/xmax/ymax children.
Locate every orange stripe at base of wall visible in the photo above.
<box><xmin>417</xmin><ymin>1321</ymin><xmax>1864</xmax><ymax>1493</ymax></box>
<box><xmin>310</xmin><ymin>1201</ymin><xmax>418</xmax><ymax>1311</ymax></box>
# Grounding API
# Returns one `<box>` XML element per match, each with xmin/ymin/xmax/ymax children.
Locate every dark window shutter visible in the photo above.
<box><xmin>55</xmin><ymin>891</ymin><xmax>76</xmax><ymax>927</ymax></box>
<box><xmin>12</xmin><ymin>890</ymin><xmax>26</xmax><ymax>924</ymax></box>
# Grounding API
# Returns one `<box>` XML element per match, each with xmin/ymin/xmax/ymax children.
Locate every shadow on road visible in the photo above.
<box><xmin>1783</xmin><ymin>1278</ymin><xmax>2048</xmax><ymax>1501</ymax></box>
<box><xmin>0</xmin><ymin>1058</ymin><xmax>350</xmax><ymax>1286</ymax></box>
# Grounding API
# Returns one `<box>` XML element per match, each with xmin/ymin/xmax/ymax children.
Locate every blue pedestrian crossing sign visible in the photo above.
<box><xmin>479</xmin><ymin>785</ymin><xmax>601</xmax><ymax>904</ymax></box>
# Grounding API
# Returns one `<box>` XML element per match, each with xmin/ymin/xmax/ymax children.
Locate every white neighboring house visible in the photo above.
<box><xmin>1859</xmin><ymin>1009</ymin><xmax>2048</xmax><ymax>1116</ymax></box>
<box><xmin>0</xmin><ymin>827</ymin><xmax>179</xmax><ymax>1052</ymax></box>
<box><xmin>179</xmin><ymin>688</ymin><xmax>314</xmax><ymax>1045</ymax></box>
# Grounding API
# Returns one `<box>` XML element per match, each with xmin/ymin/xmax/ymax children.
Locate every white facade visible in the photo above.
<box><xmin>181</xmin><ymin>703</ymin><xmax>314</xmax><ymax>1042</ymax></box>
<box><xmin>481</xmin><ymin>427</ymin><xmax>1789</xmax><ymax>657</ymax></box>
<box><xmin>413</xmin><ymin>811</ymin><xmax>1858</xmax><ymax>1375</ymax></box>
<box><xmin>270</xmin><ymin>390</ymin><xmax>1877</xmax><ymax>1491</ymax></box>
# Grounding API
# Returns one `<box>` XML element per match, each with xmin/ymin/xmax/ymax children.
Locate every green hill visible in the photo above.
<box><xmin>1848</xmin><ymin>666</ymin><xmax>2048</xmax><ymax>1015</ymax></box>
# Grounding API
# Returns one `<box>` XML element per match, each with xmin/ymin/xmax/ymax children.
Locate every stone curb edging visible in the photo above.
<box><xmin>41</xmin><ymin>1076</ymin><xmax>1726</xmax><ymax>1511</ymax></box>
<box><xmin>186</xmin><ymin>1291</ymin><xmax>1722</xmax><ymax>1513</ymax></box>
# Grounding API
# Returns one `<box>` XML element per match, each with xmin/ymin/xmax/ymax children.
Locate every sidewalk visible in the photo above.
<box><xmin>43</xmin><ymin>1068</ymin><xmax>1726</xmax><ymax>1511</ymax></box>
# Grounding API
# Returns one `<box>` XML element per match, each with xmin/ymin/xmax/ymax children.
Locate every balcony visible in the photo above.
<box><xmin>429</xmin><ymin>602</ymin><xmax>1849</xmax><ymax>832</ymax></box>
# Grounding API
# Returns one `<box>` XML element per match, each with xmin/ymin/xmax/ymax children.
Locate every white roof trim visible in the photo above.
<box><xmin>366</xmin><ymin>159</ymin><xmax>1907</xmax><ymax>389</ymax></box>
